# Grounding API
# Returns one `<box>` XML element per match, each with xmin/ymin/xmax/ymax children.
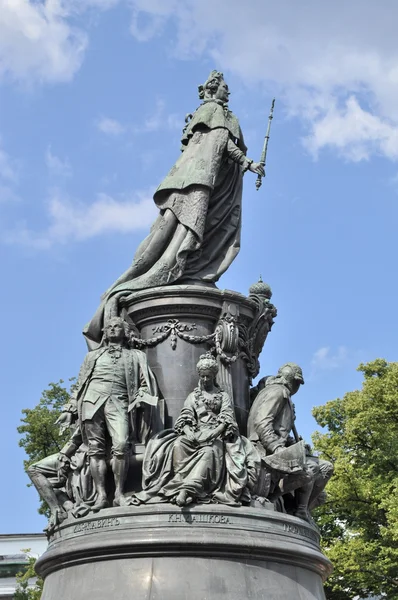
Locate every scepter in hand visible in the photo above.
<box><xmin>256</xmin><ymin>98</ymin><xmax>275</xmax><ymax>191</ymax></box>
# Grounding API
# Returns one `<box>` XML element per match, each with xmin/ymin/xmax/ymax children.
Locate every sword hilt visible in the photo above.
<box><xmin>255</xmin><ymin>162</ymin><xmax>266</xmax><ymax>191</ymax></box>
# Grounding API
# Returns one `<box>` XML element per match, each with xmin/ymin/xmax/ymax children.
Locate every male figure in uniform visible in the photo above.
<box><xmin>248</xmin><ymin>363</ymin><xmax>333</xmax><ymax>521</ymax></box>
<box><xmin>57</xmin><ymin>317</ymin><xmax>159</xmax><ymax>510</ymax></box>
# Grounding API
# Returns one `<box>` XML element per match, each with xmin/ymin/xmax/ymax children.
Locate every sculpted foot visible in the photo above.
<box><xmin>294</xmin><ymin>505</ymin><xmax>311</xmax><ymax>522</ymax></box>
<box><xmin>91</xmin><ymin>496</ymin><xmax>109</xmax><ymax>512</ymax></box>
<box><xmin>71</xmin><ymin>503</ymin><xmax>91</xmax><ymax>518</ymax></box>
<box><xmin>45</xmin><ymin>508</ymin><xmax>68</xmax><ymax>535</ymax></box>
<box><xmin>175</xmin><ymin>490</ymin><xmax>189</xmax><ymax>506</ymax></box>
<box><xmin>113</xmin><ymin>493</ymin><xmax>128</xmax><ymax>507</ymax></box>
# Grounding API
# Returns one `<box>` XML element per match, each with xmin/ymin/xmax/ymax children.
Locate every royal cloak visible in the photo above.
<box><xmin>84</xmin><ymin>99</ymin><xmax>250</xmax><ymax>349</ymax></box>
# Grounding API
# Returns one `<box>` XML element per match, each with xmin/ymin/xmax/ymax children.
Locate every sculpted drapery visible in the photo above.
<box><xmin>84</xmin><ymin>72</ymin><xmax>263</xmax><ymax>349</ymax></box>
<box><xmin>132</xmin><ymin>354</ymin><xmax>260</xmax><ymax>508</ymax></box>
<box><xmin>134</xmin><ymin>390</ymin><xmax>260</xmax><ymax>506</ymax></box>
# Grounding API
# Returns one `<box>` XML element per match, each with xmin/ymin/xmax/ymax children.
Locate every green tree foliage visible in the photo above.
<box><xmin>18</xmin><ymin>380</ymin><xmax>74</xmax><ymax>516</ymax></box>
<box><xmin>312</xmin><ymin>359</ymin><xmax>398</xmax><ymax>600</ymax></box>
<box><xmin>14</xmin><ymin>551</ymin><xmax>43</xmax><ymax>600</ymax></box>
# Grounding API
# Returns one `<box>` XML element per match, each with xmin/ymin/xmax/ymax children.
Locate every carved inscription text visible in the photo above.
<box><xmin>283</xmin><ymin>523</ymin><xmax>319</xmax><ymax>542</ymax></box>
<box><xmin>74</xmin><ymin>517</ymin><xmax>121</xmax><ymax>533</ymax></box>
<box><xmin>168</xmin><ymin>513</ymin><xmax>231</xmax><ymax>525</ymax></box>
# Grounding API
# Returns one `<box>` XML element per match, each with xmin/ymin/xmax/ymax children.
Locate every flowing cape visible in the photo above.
<box><xmin>84</xmin><ymin>101</ymin><xmax>245</xmax><ymax>349</ymax></box>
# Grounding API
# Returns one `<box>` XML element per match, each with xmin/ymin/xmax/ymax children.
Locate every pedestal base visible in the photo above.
<box><xmin>36</xmin><ymin>505</ymin><xmax>332</xmax><ymax>600</ymax></box>
<box><xmin>121</xmin><ymin>285</ymin><xmax>275</xmax><ymax>434</ymax></box>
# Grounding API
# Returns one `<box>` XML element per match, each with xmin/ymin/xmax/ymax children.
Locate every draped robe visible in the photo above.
<box><xmin>134</xmin><ymin>387</ymin><xmax>260</xmax><ymax>506</ymax></box>
<box><xmin>84</xmin><ymin>99</ymin><xmax>250</xmax><ymax>348</ymax></box>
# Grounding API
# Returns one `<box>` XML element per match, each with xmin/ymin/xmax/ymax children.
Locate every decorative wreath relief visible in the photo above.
<box><xmin>130</xmin><ymin>319</ymin><xmax>215</xmax><ymax>350</ymax></box>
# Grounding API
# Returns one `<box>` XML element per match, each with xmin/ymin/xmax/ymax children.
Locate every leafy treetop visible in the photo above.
<box><xmin>312</xmin><ymin>359</ymin><xmax>398</xmax><ymax>600</ymax></box>
<box><xmin>18</xmin><ymin>380</ymin><xmax>74</xmax><ymax>516</ymax></box>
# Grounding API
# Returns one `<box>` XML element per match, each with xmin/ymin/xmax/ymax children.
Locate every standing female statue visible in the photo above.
<box><xmin>131</xmin><ymin>353</ymin><xmax>260</xmax><ymax>507</ymax></box>
<box><xmin>84</xmin><ymin>71</ymin><xmax>264</xmax><ymax>348</ymax></box>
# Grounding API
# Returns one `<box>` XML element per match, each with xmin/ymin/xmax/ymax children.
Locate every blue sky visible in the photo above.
<box><xmin>1</xmin><ymin>0</ymin><xmax>398</xmax><ymax>534</ymax></box>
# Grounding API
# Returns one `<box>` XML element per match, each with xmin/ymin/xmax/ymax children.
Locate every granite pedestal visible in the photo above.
<box><xmin>121</xmin><ymin>285</ymin><xmax>274</xmax><ymax>435</ymax></box>
<box><xmin>36</xmin><ymin>505</ymin><xmax>332</xmax><ymax>600</ymax></box>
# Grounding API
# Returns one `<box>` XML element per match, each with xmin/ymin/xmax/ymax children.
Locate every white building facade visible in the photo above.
<box><xmin>0</xmin><ymin>534</ymin><xmax>47</xmax><ymax>599</ymax></box>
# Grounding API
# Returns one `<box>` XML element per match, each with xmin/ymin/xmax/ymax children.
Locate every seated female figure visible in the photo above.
<box><xmin>134</xmin><ymin>353</ymin><xmax>260</xmax><ymax>507</ymax></box>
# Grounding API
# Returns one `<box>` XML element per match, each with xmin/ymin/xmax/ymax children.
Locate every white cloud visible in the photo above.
<box><xmin>0</xmin><ymin>0</ymin><xmax>124</xmax><ymax>84</ymax></box>
<box><xmin>0</xmin><ymin>137</ymin><xmax>19</xmax><ymax>202</ymax></box>
<box><xmin>128</xmin><ymin>0</ymin><xmax>398</xmax><ymax>163</ymax></box>
<box><xmin>0</xmin><ymin>141</ymin><xmax>18</xmax><ymax>183</ymax></box>
<box><xmin>4</xmin><ymin>189</ymin><xmax>158</xmax><ymax>248</ymax></box>
<box><xmin>0</xmin><ymin>0</ymin><xmax>87</xmax><ymax>84</ymax></box>
<box><xmin>79</xmin><ymin>0</ymin><xmax>120</xmax><ymax>7</ymax></box>
<box><xmin>303</xmin><ymin>97</ymin><xmax>398</xmax><ymax>162</ymax></box>
<box><xmin>311</xmin><ymin>346</ymin><xmax>348</xmax><ymax>372</ymax></box>
<box><xmin>143</xmin><ymin>100</ymin><xmax>165</xmax><ymax>132</ymax></box>
<box><xmin>137</xmin><ymin>99</ymin><xmax>181</xmax><ymax>133</ymax></box>
<box><xmin>96</xmin><ymin>117</ymin><xmax>126</xmax><ymax>136</ymax></box>
<box><xmin>45</xmin><ymin>146</ymin><xmax>72</xmax><ymax>177</ymax></box>
<box><xmin>0</xmin><ymin>184</ymin><xmax>20</xmax><ymax>204</ymax></box>
<box><xmin>4</xmin><ymin>1</ymin><xmax>398</xmax><ymax>163</ymax></box>
<box><xmin>96</xmin><ymin>103</ymin><xmax>181</xmax><ymax>137</ymax></box>
<box><xmin>128</xmin><ymin>0</ymin><xmax>179</xmax><ymax>41</ymax></box>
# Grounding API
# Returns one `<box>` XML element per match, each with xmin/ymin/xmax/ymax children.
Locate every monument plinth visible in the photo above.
<box><xmin>36</xmin><ymin>505</ymin><xmax>331</xmax><ymax>600</ymax></box>
<box><xmin>122</xmin><ymin>284</ymin><xmax>275</xmax><ymax>434</ymax></box>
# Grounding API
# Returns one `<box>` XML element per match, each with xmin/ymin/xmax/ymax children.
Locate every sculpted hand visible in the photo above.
<box><xmin>204</xmin><ymin>424</ymin><xmax>224</xmax><ymax>443</ymax></box>
<box><xmin>200</xmin><ymin>433</ymin><xmax>214</xmax><ymax>444</ymax></box>
<box><xmin>215</xmin><ymin>423</ymin><xmax>227</xmax><ymax>437</ymax></box>
<box><xmin>184</xmin><ymin>429</ymin><xmax>197</xmax><ymax>444</ymax></box>
<box><xmin>57</xmin><ymin>454</ymin><xmax>70</xmax><ymax>480</ymax></box>
<box><xmin>249</xmin><ymin>162</ymin><xmax>265</xmax><ymax>177</ymax></box>
<box><xmin>55</xmin><ymin>412</ymin><xmax>73</xmax><ymax>435</ymax></box>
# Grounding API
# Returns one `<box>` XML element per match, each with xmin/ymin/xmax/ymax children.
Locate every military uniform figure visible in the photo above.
<box><xmin>248</xmin><ymin>363</ymin><xmax>333</xmax><ymax>521</ymax></box>
<box><xmin>57</xmin><ymin>317</ymin><xmax>159</xmax><ymax>510</ymax></box>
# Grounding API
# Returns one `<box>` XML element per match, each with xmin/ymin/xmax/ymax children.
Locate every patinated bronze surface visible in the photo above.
<box><xmin>29</xmin><ymin>70</ymin><xmax>333</xmax><ymax>600</ymax></box>
<box><xmin>248</xmin><ymin>363</ymin><xmax>334</xmax><ymax>522</ymax></box>
<box><xmin>84</xmin><ymin>71</ymin><xmax>265</xmax><ymax>349</ymax></box>
<box><xmin>131</xmin><ymin>353</ymin><xmax>260</xmax><ymax>507</ymax></box>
